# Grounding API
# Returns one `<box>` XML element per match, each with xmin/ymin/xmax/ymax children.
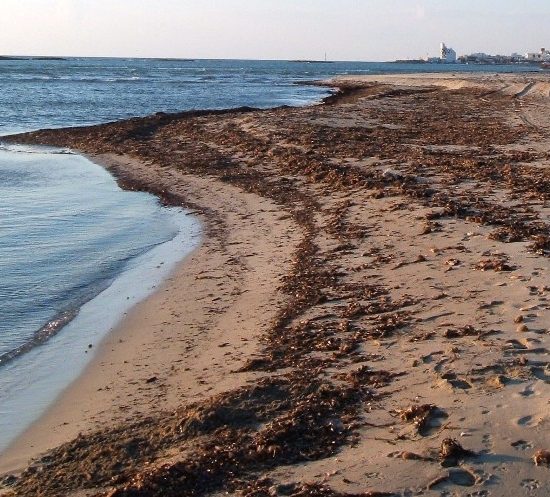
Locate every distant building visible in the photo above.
<box><xmin>414</xmin><ymin>44</ymin><xmax>550</xmax><ymax>66</ymax></box>
<box><xmin>525</xmin><ymin>48</ymin><xmax>550</xmax><ymax>61</ymax></box>
<box><xmin>526</xmin><ymin>52</ymin><xmax>541</xmax><ymax>61</ymax></box>
<box><xmin>459</xmin><ymin>51</ymin><xmax>526</xmax><ymax>64</ymax></box>
<box><xmin>440</xmin><ymin>43</ymin><xmax>457</xmax><ymax>63</ymax></box>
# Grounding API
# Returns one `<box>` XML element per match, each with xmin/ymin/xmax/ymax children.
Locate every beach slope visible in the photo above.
<box><xmin>1</xmin><ymin>73</ymin><xmax>550</xmax><ymax>497</ymax></box>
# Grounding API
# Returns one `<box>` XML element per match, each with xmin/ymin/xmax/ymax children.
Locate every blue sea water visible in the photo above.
<box><xmin>0</xmin><ymin>57</ymin><xmax>542</xmax><ymax>453</ymax></box>
<box><xmin>0</xmin><ymin>58</ymin><xmax>541</xmax><ymax>135</ymax></box>
<box><xmin>0</xmin><ymin>146</ymin><xmax>187</xmax><ymax>365</ymax></box>
<box><xmin>0</xmin><ymin>145</ymin><xmax>201</xmax><ymax>452</ymax></box>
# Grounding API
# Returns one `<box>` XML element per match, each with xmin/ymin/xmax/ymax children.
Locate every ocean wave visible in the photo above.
<box><xmin>340</xmin><ymin>69</ymin><xmax>371</xmax><ymax>74</ymax></box>
<box><xmin>0</xmin><ymin>309</ymin><xmax>79</xmax><ymax>368</ymax></box>
<box><xmin>0</xmin><ymin>75</ymin><xmax>145</xmax><ymax>83</ymax></box>
<box><xmin>0</xmin><ymin>143</ymin><xmax>74</xmax><ymax>155</ymax></box>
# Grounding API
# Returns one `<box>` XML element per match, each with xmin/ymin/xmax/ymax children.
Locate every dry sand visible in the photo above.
<box><xmin>1</xmin><ymin>72</ymin><xmax>549</xmax><ymax>497</ymax></box>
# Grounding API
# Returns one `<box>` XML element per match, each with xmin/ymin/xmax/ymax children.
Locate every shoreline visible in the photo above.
<box><xmin>0</xmin><ymin>229</ymin><xmax>203</xmax><ymax>471</ymax></box>
<box><xmin>0</xmin><ymin>204</ymin><xmax>200</xmax><ymax>452</ymax></box>
<box><xmin>0</xmin><ymin>149</ymin><xmax>200</xmax><ymax>456</ymax></box>
<box><xmin>0</xmin><ymin>154</ymin><xmax>202</xmax><ymax>469</ymax></box>
<box><xmin>0</xmin><ymin>152</ymin><xmax>302</xmax><ymax>474</ymax></box>
<box><xmin>0</xmin><ymin>88</ymin><xmax>337</xmax><ymax>474</ymax></box>
<box><xmin>1</xmin><ymin>73</ymin><xmax>549</xmax><ymax>496</ymax></box>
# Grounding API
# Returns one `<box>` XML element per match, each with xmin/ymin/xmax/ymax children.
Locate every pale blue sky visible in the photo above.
<box><xmin>1</xmin><ymin>0</ymin><xmax>549</xmax><ymax>60</ymax></box>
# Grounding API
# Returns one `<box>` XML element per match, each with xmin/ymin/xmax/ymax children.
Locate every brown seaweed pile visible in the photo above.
<box><xmin>394</xmin><ymin>404</ymin><xmax>448</xmax><ymax>436</ymax></box>
<box><xmin>439</xmin><ymin>438</ymin><xmax>476</xmax><ymax>467</ymax></box>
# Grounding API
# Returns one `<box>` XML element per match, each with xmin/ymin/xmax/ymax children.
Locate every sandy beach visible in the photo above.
<box><xmin>1</xmin><ymin>72</ymin><xmax>550</xmax><ymax>497</ymax></box>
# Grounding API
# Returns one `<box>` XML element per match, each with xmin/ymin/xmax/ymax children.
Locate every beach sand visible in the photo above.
<box><xmin>0</xmin><ymin>153</ymin><xmax>302</xmax><ymax>474</ymax></box>
<box><xmin>1</xmin><ymin>73</ymin><xmax>549</xmax><ymax>496</ymax></box>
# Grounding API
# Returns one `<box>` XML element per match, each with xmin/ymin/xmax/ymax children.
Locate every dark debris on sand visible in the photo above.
<box><xmin>3</xmin><ymin>81</ymin><xmax>548</xmax><ymax>497</ymax></box>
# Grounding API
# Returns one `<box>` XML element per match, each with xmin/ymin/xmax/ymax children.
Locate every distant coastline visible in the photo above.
<box><xmin>392</xmin><ymin>58</ymin><xmax>545</xmax><ymax>67</ymax></box>
<box><xmin>289</xmin><ymin>60</ymin><xmax>334</xmax><ymax>64</ymax></box>
<box><xmin>0</xmin><ymin>56</ymin><xmax>67</xmax><ymax>61</ymax></box>
<box><xmin>396</xmin><ymin>43</ymin><xmax>550</xmax><ymax>68</ymax></box>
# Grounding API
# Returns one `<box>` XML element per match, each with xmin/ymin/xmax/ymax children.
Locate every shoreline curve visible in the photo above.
<box><xmin>0</xmin><ymin>151</ymin><xmax>301</xmax><ymax>475</ymax></box>
<box><xmin>1</xmin><ymin>72</ymin><xmax>549</xmax><ymax>496</ymax></box>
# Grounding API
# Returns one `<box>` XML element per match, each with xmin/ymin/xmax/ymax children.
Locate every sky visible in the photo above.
<box><xmin>1</xmin><ymin>0</ymin><xmax>550</xmax><ymax>61</ymax></box>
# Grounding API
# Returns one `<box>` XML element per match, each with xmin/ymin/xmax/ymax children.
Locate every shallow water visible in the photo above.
<box><xmin>0</xmin><ymin>147</ymin><xmax>200</xmax><ymax>451</ymax></box>
<box><xmin>0</xmin><ymin>146</ymin><xmax>183</xmax><ymax>363</ymax></box>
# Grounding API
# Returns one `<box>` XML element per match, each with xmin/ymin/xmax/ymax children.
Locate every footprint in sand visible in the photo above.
<box><xmin>439</xmin><ymin>371</ymin><xmax>472</xmax><ymax>390</ymax></box>
<box><xmin>482</xmin><ymin>433</ymin><xmax>494</xmax><ymax>450</ymax></box>
<box><xmin>447</xmin><ymin>468</ymin><xmax>477</xmax><ymax>487</ymax></box>
<box><xmin>531</xmin><ymin>367</ymin><xmax>550</xmax><ymax>382</ymax></box>
<box><xmin>518</xmin><ymin>385</ymin><xmax>536</xmax><ymax>398</ymax></box>
<box><xmin>517</xmin><ymin>415</ymin><xmax>533</xmax><ymax>426</ymax></box>
<box><xmin>521</xmin><ymin>479</ymin><xmax>540</xmax><ymax>491</ymax></box>
<box><xmin>511</xmin><ymin>439</ymin><xmax>534</xmax><ymax>451</ymax></box>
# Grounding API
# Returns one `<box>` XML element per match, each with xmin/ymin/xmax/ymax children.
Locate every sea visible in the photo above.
<box><xmin>0</xmin><ymin>58</ymin><xmax>541</xmax><ymax>453</ymax></box>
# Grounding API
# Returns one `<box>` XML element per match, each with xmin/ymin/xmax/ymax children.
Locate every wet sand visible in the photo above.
<box><xmin>1</xmin><ymin>73</ymin><xmax>550</xmax><ymax>497</ymax></box>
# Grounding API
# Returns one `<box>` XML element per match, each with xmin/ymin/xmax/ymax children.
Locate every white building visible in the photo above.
<box><xmin>525</xmin><ymin>48</ymin><xmax>550</xmax><ymax>62</ymax></box>
<box><xmin>440</xmin><ymin>43</ymin><xmax>457</xmax><ymax>63</ymax></box>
